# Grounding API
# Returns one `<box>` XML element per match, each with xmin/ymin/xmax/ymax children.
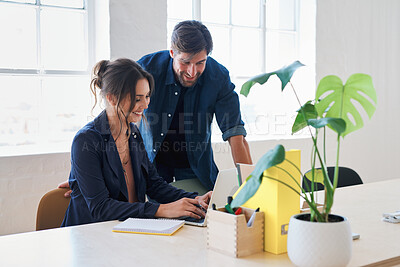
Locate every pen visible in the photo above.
<box><xmin>234</xmin><ymin>207</ymin><xmax>242</xmax><ymax>215</ymax></box>
<box><xmin>225</xmin><ymin>204</ymin><xmax>235</xmax><ymax>214</ymax></box>
<box><xmin>247</xmin><ymin>207</ymin><xmax>260</xmax><ymax>227</ymax></box>
<box><xmin>224</xmin><ymin>196</ymin><xmax>235</xmax><ymax>214</ymax></box>
<box><xmin>227</xmin><ymin>196</ymin><xmax>233</xmax><ymax>205</ymax></box>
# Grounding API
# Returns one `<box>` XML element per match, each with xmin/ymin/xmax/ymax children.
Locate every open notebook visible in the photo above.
<box><xmin>112</xmin><ymin>218</ymin><xmax>185</xmax><ymax>236</ymax></box>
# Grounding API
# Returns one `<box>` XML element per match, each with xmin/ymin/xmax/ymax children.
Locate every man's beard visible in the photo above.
<box><xmin>177</xmin><ymin>71</ymin><xmax>201</xmax><ymax>88</ymax></box>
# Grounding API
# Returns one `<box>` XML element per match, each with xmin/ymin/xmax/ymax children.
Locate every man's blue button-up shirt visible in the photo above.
<box><xmin>138</xmin><ymin>50</ymin><xmax>246</xmax><ymax>190</ymax></box>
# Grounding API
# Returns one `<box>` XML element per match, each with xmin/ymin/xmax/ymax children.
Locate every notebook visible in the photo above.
<box><xmin>112</xmin><ymin>218</ymin><xmax>185</xmax><ymax>236</ymax></box>
<box><xmin>180</xmin><ymin>168</ymin><xmax>239</xmax><ymax>227</ymax></box>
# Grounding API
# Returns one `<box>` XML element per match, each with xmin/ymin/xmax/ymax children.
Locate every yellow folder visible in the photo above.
<box><xmin>235</xmin><ymin>149</ymin><xmax>301</xmax><ymax>254</ymax></box>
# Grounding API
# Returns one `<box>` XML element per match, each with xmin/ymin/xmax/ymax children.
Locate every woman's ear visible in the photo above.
<box><xmin>105</xmin><ymin>94</ymin><xmax>117</xmax><ymax>106</ymax></box>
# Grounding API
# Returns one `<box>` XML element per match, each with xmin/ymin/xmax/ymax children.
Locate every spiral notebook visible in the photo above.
<box><xmin>112</xmin><ymin>218</ymin><xmax>185</xmax><ymax>236</ymax></box>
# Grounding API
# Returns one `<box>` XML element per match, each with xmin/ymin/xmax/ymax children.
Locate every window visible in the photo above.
<box><xmin>0</xmin><ymin>0</ymin><xmax>95</xmax><ymax>156</ymax></box>
<box><xmin>167</xmin><ymin>0</ymin><xmax>316</xmax><ymax>141</ymax></box>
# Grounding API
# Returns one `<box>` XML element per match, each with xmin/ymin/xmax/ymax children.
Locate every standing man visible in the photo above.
<box><xmin>138</xmin><ymin>20</ymin><xmax>252</xmax><ymax>191</ymax></box>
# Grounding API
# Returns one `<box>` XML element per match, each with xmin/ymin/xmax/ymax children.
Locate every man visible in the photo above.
<box><xmin>60</xmin><ymin>20</ymin><xmax>251</xmax><ymax>196</ymax></box>
<box><xmin>137</xmin><ymin>20</ymin><xmax>252</xmax><ymax>191</ymax></box>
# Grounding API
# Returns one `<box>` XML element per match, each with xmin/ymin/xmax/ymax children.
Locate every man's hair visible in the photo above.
<box><xmin>171</xmin><ymin>20</ymin><xmax>213</xmax><ymax>55</ymax></box>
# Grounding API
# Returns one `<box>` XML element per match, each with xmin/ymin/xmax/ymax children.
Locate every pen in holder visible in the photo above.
<box><xmin>207</xmin><ymin>207</ymin><xmax>264</xmax><ymax>258</ymax></box>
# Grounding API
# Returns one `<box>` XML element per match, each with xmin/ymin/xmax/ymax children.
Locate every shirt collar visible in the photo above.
<box><xmin>93</xmin><ymin>110</ymin><xmax>111</xmax><ymax>137</ymax></box>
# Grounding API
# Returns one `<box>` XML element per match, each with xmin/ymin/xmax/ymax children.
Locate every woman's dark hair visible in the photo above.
<box><xmin>171</xmin><ymin>20</ymin><xmax>213</xmax><ymax>55</ymax></box>
<box><xmin>90</xmin><ymin>58</ymin><xmax>154</xmax><ymax>139</ymax></box>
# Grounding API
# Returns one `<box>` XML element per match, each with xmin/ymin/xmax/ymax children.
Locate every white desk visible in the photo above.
<box><xmin>1</xmin><ymin>179</ymin><xmax>399</xmax><ymax>267</ymax></box>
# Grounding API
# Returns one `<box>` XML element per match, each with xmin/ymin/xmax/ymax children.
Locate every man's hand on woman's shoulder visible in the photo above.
<box><xmin>58</xmin><ymin>181</ymin><xmax>72</xmax><ymax>198</ymax></box>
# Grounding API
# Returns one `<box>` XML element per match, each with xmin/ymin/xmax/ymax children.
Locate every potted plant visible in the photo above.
<box><xmin>229</xmin><ymin>61</ymin><xmax>377</xmax><ymax>266</ymax></box>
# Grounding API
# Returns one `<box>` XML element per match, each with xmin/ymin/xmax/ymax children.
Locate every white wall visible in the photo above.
<box><xmin>0</xmin><ymin>153</ymin><xmax>70</xmax><ymax>234</ymax></box>
<box><xmin>109</xmin><ymin>0</ymin><xmax>167</xmax><ymax>60</ymax></box>
<box><xmin>315</xmin><ymin>0</ymin><xmax>400</xmax><ymax>183</ymax></box>
<box><xmin>1</xmin><ymin>0</ymin><xmax>399</xmax><ymax>236</ymax></box>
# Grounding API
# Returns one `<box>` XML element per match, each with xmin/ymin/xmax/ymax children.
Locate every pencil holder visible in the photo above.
<box><xmin>207</xmin><ymin>207</ymin><xmax>264</xmax><ymax>258</ymax></box>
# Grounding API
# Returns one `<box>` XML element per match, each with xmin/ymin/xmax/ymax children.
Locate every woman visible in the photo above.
<box><xmin>62</xmin><ymin>58</ymin><xmax>211</xmax><ymax>227</ymax></box>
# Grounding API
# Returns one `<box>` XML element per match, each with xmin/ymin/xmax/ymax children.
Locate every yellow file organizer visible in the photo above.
<box><xmin>207</xmin><ymin>207</ymin><xmax>264</xmax><ymax>258</ymax></box>
<box><xmin>236</xmin><ymin>149</ymin><xmax>301</xmax><ymax>254</ymax></box>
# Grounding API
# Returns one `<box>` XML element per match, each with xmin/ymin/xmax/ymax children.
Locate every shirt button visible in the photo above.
<box><xmin>160</xmin><ymin>133</ymin><xmax>164</xmax><ymax>136</ymax></box>
<box><xmin>174</xmin><ymin>91</ymin><xmax>178</xmax><ymax>95</ymax></box>
<box><xmin>133</xmin><ymin>134</ymin><xmax>137</xmax><ymax>138</ymax></box>
<box><xmin>168</xmin><ymin>113</ymin><xmax>171</xmax><ymax>117</ymax></box>
<box><xmin>153</xmin><ymin>149</ymin><xmax>156</xmax><ymax>152</ymax></box>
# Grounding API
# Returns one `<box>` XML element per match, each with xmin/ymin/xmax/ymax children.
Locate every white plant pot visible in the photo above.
<box><xmin>287</xmin><ymin>213</ymin><xmax>352</xmax><ymax>267</ymax></box>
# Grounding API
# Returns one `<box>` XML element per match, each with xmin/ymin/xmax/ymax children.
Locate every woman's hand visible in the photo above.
<box><xmin>195</xmin><ymin>191</ymin><xmax>212</xmax><ymax>210</ymax></box>
<box><xmin>155</xmin><ymin>197</ymin><xmax>206</xmax><ymax>219</ymax></box>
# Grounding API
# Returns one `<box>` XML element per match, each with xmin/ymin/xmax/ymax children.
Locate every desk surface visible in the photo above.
<box><xmin>1</xmin><ymin>179</ymin><xmax>400</xmax><ymax>267</ymax></box>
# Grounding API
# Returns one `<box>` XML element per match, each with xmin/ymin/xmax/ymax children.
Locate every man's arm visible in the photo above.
<box><xmin>228</xmin><ymin>135</ymin><xmax>252</xmax><ymax>165</ymax></box>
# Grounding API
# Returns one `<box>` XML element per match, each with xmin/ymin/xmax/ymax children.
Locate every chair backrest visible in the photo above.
<box><xmin>302</xmin><ymin>167</ymin><xmax>363</xmax><ymax>192</ymax></box>
<box><xmin>36</xmin><ymin>188</ymin><xmax>71</xmax><ymax>231</ymax></box>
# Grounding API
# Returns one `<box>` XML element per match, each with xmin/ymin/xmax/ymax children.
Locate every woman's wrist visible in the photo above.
<box><xmin>154</xmin><ymin>203</ymin><xmax>166</xmax><ymax>218</ymax></box>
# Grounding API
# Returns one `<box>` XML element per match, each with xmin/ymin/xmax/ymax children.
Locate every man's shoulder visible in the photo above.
<box><xmin>202</xmin><ymin>56</ymin><xmax>231</xmax><ymax>85</ymax></box>
<box><xmin>205</xmin><ymin>56</ymin><xmax>230</xmax><ymax>78</ymax></box>
<box><xmin>138</xmin><ymin>50</ymin><xmax>170</xmax><ymax>70</ymax></box>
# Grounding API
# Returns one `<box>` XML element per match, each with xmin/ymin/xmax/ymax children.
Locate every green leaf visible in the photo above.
<box><xmin>307</xmin><ymin>117</ymin><xmax>346</xmax><ymax>135</ymax></box>
<box><xmin>292</xmin><ymin>101</ymin><xmax>318</xmax><ymax>134</ymax></box>
<box><xmin>240</xmin><ymin>61</ymin><xmax>305</xmax><ymax>97</ymax></box>
<box><xmin>315</xmin><ymin>74</ymin><xmax>377</xmax><ymax>137</ymax></box>
<box><xmin>230</xmin><ymin>177</ymin><xmax>261</xmax><ymax>209</ymax></box>
<box><xmin>304</xmin><ymin>169</ymin><xmax>324</xmax><ymax>185</ymax></box>
<box><xmin>231</xmin><ymin>144</ymin><xmax>285</xmax><ymax>208</ymax></box>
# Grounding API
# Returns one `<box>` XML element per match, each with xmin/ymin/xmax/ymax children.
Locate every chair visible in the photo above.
<box><xmin>302</xmin><ymin>167</ymin><xmax>363</xmax><ymax>192</ymax></box>
<box><xmin>36</xmin><ymin>187</ymin><xmax>71</xmax><ymax>231</ymax></box>
<box><xmin>171</xmin><ymin>178</ymin><xmax>208</xmax><ymax>195</ymax></box>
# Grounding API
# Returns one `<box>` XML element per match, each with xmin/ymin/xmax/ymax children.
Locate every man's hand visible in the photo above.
<box><xmin>58</xmin><ymin>181</ymin><xmax>72</xmax><ymax>198</ymax></box>
<box><xmin>155</xmin><ymin>197</ymin><xmax>206</xmax><ymax>219</ymax></box>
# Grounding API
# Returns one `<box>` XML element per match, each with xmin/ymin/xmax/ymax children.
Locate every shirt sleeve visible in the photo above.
<box><xmin>145</xmin><ymin>160</ymin><xmax>198</xmax><ymax>202</ymax></box>
<box><xmin>222</xmin><ymin>125</ymin><xmax>247</xmax><ymax>141</ymax></box>
<box><xmin>214</xmin><ymin>75</ymin><xmax>247</xmax><ymax>141</ymax></box>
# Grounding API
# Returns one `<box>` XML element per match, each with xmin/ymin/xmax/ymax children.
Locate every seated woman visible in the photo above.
<box><xmin>62</xmin><ymin>58</ymin><xmax>211</xmax><ymax>227</ymax></box>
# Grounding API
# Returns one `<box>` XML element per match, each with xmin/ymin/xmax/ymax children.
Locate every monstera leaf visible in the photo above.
<box><xmin>308</xmin><ymin>118</ymin><xmax>346</xmax><ymax>135</ymax></box>
<box><xmin>292</xmin><ymin>101</ymin><xmax>318</xmax><ymax>134</ymax></box>
<box><xmin>315</xmin><ymin>74</ymin><xmax>377</xmax><ymax>137</ymax></box>
<box><xmin>241</xmin><ymin>61</ymin><xmax>305</xmax><ymax>97</ymax></box>
<box><xmin>304</xmin><ymin>169</ymin><xmax>325</xmax><ymax>185</ymax></box>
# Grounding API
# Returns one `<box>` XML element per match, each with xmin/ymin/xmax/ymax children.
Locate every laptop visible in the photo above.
<box><xmin>181</xmin><ymin>168</ymin><xmax>240</xmax><ymax>227</ymax></box>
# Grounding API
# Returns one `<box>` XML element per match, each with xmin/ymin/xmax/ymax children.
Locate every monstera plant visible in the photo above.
<box><xmin>230</xmin><ymin>61</ymin><xmax>377</xmax><ymax>222</ymax></box>
<box><xmin>229</xmin><ymin>61</ymin><xmax>377</xmax><ymax>266</ymax></box>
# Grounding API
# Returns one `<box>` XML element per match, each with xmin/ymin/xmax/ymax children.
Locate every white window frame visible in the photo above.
<box><xmin>0</xmin><ymin>0</ymin><xmax>95</xmax><ymax>156</ymax></box>
<box><xmin>0</xmin><ymin>0</ymin><xmax>93</xmax><ymax>75</ymax></box>
<box><xmin>167</xmin><ymin>0</ymin><xmax>314</xmax><ymax>141</ymax></box>
<box><xmin>167</xmin><ymin>0</ymin><xmax>299</xmax><ymax>77</ymax></box>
